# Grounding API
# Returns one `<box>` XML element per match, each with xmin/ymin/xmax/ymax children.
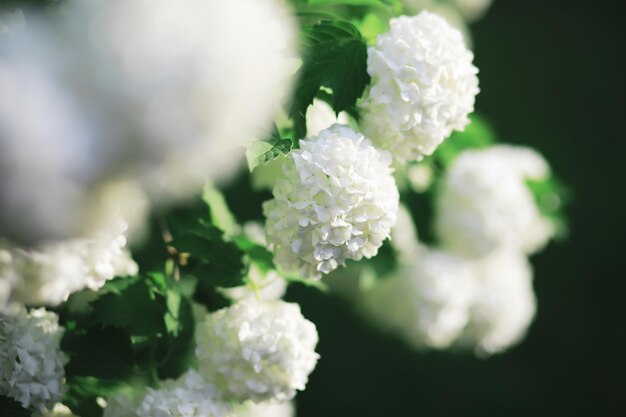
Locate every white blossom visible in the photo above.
<box><xmin>0</xmin><ymin>308</ymin><xmax>65</xmax><ymax>412</ymax></box>
<box><xmin>306</xmin><ymin>99</ymin><xmax>349</xmax><ymax>136</ymax></box>
<box><xmin>137</xmin><ymin>371</ymin><xmax>232</xmax><ymax>417</ymax></box>
<box><xmin>404</xmin><ymin>0</ymin><xmax>493</xmax><ymax>22</ymax></box>
<box><xmin>361</xmin><ymin>248</ymin><xmax>475</xmax><ymax>349</ymax></box>
<box><xmin>435</xmin><ymin>145</ymin><xmax>554</xmax><ymax>257</ymax></box>
<box><xmin>389</xmin><ymin>204</ymin><xmax>421</xmax><ymax>264</ymax></box>
<box><xmin>460</xmin><ymin>250</ymin><xmax>536</xmax><ymax>355</ymax></box>
<box><xmin>196</xmin><ymin>298</ymin><xmax>319</xmax><ymax>402</ymax></box>
<box><xmin>1</xmin><ymin>215</ymin><xmax>137</xmax><ymax>308</ymax></box>
<box><xmin>264</xmin><ymin>124</ymin><xmax>399</xmax><ymax>278</ymax></box>
<box><xmin>0</xmin><ymin>0</ymin><xmax>297</xmax><ymax>243</ymax></box>
<box><xmin>360</xmin><ymin>11</ymin><xmax>479</xmax><ymax>163</ymax></box>
<box><xmin>233</xmin><ymin>401</ymin><xmax>295</xmax><ymax>417</ymax></box>
<box><xmin>221</xmin><ymin>264</ymin><xmax>287</xmax><ymax>302</ymax></box>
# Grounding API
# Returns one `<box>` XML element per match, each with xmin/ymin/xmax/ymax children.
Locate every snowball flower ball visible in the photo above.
<box><xmin>361</xmin><ymin>248</ymin><xmax>475</xmax><ymax>349</ymax></box>
<box><xmin>435</xmin><ymin>145</ymin><xmax>554</xmax><ymax>257</ymax></box>
<box><xmin>234</xmin><ymin>401</ymin><xmax>295</xmax><ymax>417</ymax></box>
<box><xmin>196</xmin><ymin>298</ymin><xmax>319</xmax><ymax>402</ymax></box>
<box><xmin>360</xmin><ymin>11</ymin><xmax>479</xmax><ymax>163</ymax></box>
<box><xmin>263</xmin><ymin>124</ymin><xmax>399</xmax><ymax>278</ymax></box>
<box><xmin>0</xmin><ymin>308</ymin><xmax>66</xmax><ymax>412</ymax></box>
<box><xmin>460</xmin><ymin>251</ymin><xmax>536</xmax><ymax>355</ymax></box>
<box><xmin>137</xmin><ymin>371</ymin><xmax>232</xmax><ymax>417</ymax></box>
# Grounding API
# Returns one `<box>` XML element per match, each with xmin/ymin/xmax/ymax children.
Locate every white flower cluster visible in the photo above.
<box><xmin>361</xmin><ymin>248</ymin><xmax>536</xmax><ymax>354</ymax></box>
<box><xmin>360</xmin><ymin>11</ymin><xmax>479</xmax><ymax>163</ymax></box>
<box><xmin>459</xmin><ymin>251</ymin><xmax>536</xmax><ymax>355</ymax></box>
<box><xmin>405</xmin><ymin>0</ymin><xmax>493</xmax><ymax>22</ymax></box>
<box><xmin>0</xmin><ymin>308</ymin><xmax>65</xmax><ymax>412</ymax></box>
<box><xmin>361</xmin><ymin>248</ymin><xmax>475</xmax><ymax>349</ymax></box>
<box><xmin>36</xmin><ymin>403</ymin><xmax>77</xmax><ymax>417</ymax></box>
<box><xmin>435</xmin><ymin>145</ymin><xmax>554</xmax><ymax>257</ymax></box>
<box><xmin>233</xmin><ymin>401</ymin><xmax>295</xmax><ymax>417</ymax></box>
<box><xmin>196</xmin><ymin>298</ymin><xmax>319</xmax><ymax>402</ymax></box>
<box><xmin>137</xmin><ymin>371</ymin><xmax>232</xmax><ymax>417</ymax></box>
<box><xmin>362</xmin><ymin>144</ymin><xmax>555</xmax><ymax>354</ymax></box>
<box><xmin>0</xmin><ymin>215</ymin><xmax>136</xmax><ymax>309</ymax></box>
<box><xmin>0</xmin><ymin>0</ymin><xmax>296</xmax><ymax>244</ymax></box>
<box><xmin>264</xmin><ymin>124</ymin><xmax>399</xmax><ymax>278</ymax></box>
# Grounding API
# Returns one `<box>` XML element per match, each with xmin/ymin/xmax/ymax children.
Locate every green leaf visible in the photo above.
<box><xmin>63</xmin><ymin>325</ymin><xmax>134</xmax><ymax>380</ymax></box>
<box><xmin>90</xmin><ymin>276</ymin><xmax>167</xmax><ymax>338</ymax></box>
<box><xmin>157</xmin><ymin>296</ymin><xmax>196</xmax><ymax>379</ymax></box>
<box><xmin>0</xmin><ymin>396</ymin><xmax>29</xmax><ymax>417</ymax></box>
<box><xmin>170</xmin><ymin>220</ymin><xmax>246</xmax><ymax>288</ymax></box>
<box><xmin>246</xmin><ymin>124</ymin><xmax>294</xmax><ymax>172</ymax></box>
<box><xmin>202</xmin><ymin>182</ymin><xmax>240</xmax><ymax>237</ymax></box>
<box><xmin>284</xmin><ymin>273</ymin><xmax>330</xmax><ymax>293</ymax></box>
<box><xmin>193</xmin><ymin>282</ymin><xmax>232</xmax><ymax>312</ymax></box>
<box><xmin>290</xmin><ymin>19</ymin><xmax>370</xmax><ymax>136</ymax></box>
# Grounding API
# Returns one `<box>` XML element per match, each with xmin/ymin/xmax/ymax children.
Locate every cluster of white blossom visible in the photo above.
<box><xmin>0</xmin><ymin>215</ymin><xmax>136</xmax><ymax>309</ymax></box>
<box><xmin>360</xmin><ymin>12</ymin><xmax>479</xmax><ymax>163</ymax></box>
<box><xmin>405</xmin><ymin>0</ymin><xmax>493</xmax><ymax>22</ymax></box>
<box><xmin>361</xmin><ymin>248</ymin><xmax>475</xmax><ymax>349</ymax></box>
<box><xmin>103</xmin><ymin>372</ymin><xmax>296</xmax><ymax>417</ymax></box>
<box><xmin>0</xmin><ymin>308</ymin><xmax>65</xmax><ymax>412</ymax></box>
<box><xmin>195</xmin><ymin>298</ymin><xmax>319</xmax><ymax>402</ymax></box>
<box><xmin>361</xmin><ymin>247</ymin><xmax>537</xmax><ymax>354</ymax></box>
<box><xmin>36</xmin><ymin>403</ymin><xmax>77</xmax><ymax>417</ymax></box>
<box><xmin>362</xmin><ymin>144</ymin><xmax>556</xmax><ymax>354</ymax></box>
<box><xmin>0</xmin><ymin>0</ymin><xmax>297</xmax><ymax>244</ymax></box>
<box><xmin>264</xmin><ymin>124</ymin><xmax>399</xmax><ymax>278</ymax></box>
<box><xmin>435</xmin><ymin>145</ymin><xmax>554</xmax><ymax>257</ymax></box>
<box><xmin>136</xmin><ymin>371</ymin><xmax>232</xmax><ymax>417</ymax></box>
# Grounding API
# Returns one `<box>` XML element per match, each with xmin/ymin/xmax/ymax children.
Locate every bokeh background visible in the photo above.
<box><xmin>223</xmin><ymin>0</ymin><xmax>626</xmax><ymax>415</ymax></box>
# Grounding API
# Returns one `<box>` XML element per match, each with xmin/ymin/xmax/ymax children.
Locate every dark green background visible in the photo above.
<box><xmin>281</xmin><ymin>0</ymin><xmax>626</xmax><ymax>415</ymax></box>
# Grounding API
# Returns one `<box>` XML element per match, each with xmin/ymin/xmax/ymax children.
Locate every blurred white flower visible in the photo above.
<box><xmin>361</xmin><ymin>248</ymin><xmax>475</xmax><ymax>349</ymax></box>
<box><xmin>264</xmin><ymin>124</ymin><xmax>399</xmax><ymax>278</ymax></box>
<box><xmin>459</xmin><ymin>250</ymin><xmax>536</xmax><ymax>355</ymax></box>
<box><xmin>306</xmin><ymin>99</ymin><xmax>349</xmax><ymax>136</ymax></box>
<box><xmin>404</xmin><ymin>0</ymin><xmax>493</xmax><ymax>22</ymax></box>
<box><xmin>0</xmin><ymin>307</ymin><xmax>66</xmax><ymax>412</ymax></box>
<box><xmin>1</xmin><ymin>214</ymin><xmax>136</xmax><ymax>308</ymax></box>
<box><xmin>233</xmin><ymin>401</ymin><xmax>295</xmax><ymax>417</ymax></box>
<box><xmin>435</xmin><ymin>145</ymin><xmax>554</xmax><ymax>257</ymax></box>
<box><xmin>0</xmin><ymin>9</ymin><xmax>25</xmax><ymax>33</ymax></box>
<box><xmin>196</xmin><ymin>298</ymin><xmax>319</xmax><ymax>402</ymax></box>
<box><xmin>36</xmin><ymin>403</ymin><xmax>77</xmax><ymax>417</ymax></box>
<box><xmin>390</xmin><ymin>204</ymin><xmax>420</xmax><ymax>264</ymax></box>
<box><xmin>360</xmin><ymin>11</ymin><xmax>479</xmax><ymax>163</ymax></box>
<box><xmin>137</xmin><ymin>371</ymin><xmax>232</xmax><ymax>417</ymax></box>
<box><xmin>102</xmin><ymin>393</ymin><xmax>142</xmax><ymax>417</ymax></box>
<box><xmin>0</xmin><ymin>0</ymin><xmax>297</xmax><ymax>243</ymax></box>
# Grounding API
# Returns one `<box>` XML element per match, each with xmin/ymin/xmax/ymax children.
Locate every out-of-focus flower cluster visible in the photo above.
<box><xmin>0</xmin><ymin>0</ymin><xmax>297</xmax><ymax>245</ymax></box>
<box><xmin>361</xmin><ymin>145</ymin><xmax>556</xmax><ymax>355</ymax></box>
<box><xmin>0</xmin><ymin>214</ymin><xmax>136</xmax><ymax>309</ymax></box>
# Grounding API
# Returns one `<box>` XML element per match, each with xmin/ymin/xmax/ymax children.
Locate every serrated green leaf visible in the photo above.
<box><xmin>290</xmin><ymin>19</ymin><xmax>370</xmax><ymax>136</ymax></box>
<box><xmin>89</xmin><ymin>277</ymin><xmax>167</xmax><ymax>338</ymax></box>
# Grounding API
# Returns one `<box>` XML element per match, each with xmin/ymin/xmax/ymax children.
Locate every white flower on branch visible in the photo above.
<box><xmin>264</xmin><ymin>124</ymin><xmax>399</xmax><ymax>278</ymax></box>
<box><xmin>196</xmin><ymin>298</ymin><xmax>319</xmax><ymax>403</ymax></box>
<box><xmin>435</xmin><ymin>145</ymin><xmax>554</xmax><ymax>257</ymax></box>
<box><xmin>0</xmin><ymin>308</ymin><xmax>66</xmax><ymax>412</ymax></box>
<box><xmin>360</xmin><ymin>11</ymin><xmax>479</xmax><ymax>163</ymax></box>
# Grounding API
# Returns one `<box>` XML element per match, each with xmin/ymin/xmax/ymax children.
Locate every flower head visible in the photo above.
<box><xmin>196</xmin><ymin>298</ymin><xmax>319</xmax><ymax>402</ymax></box>
<box><xmin>0</xmin><ymin>308</ymin><xmax>66</xmax><ymax>412</ymax></box>
<box><xmin>264</xmin><ymin>124</ymin><xmax>399</xmax><ymax>278</ymax></box>
<box><xmin>435</xmin><ymin>145</ymin><xmax>554</xmax><ymax>256</ymax></box>
<box><xmin>360</xmin><ymin>11</ymin><xmax>479</xmax><ymax>163</ymax></box>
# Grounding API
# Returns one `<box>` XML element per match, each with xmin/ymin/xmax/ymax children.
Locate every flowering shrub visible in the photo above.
<box><xmin>0</xmin><ymin>1</ymin><xmax>568</xmax><ymax>416</ymax></box>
